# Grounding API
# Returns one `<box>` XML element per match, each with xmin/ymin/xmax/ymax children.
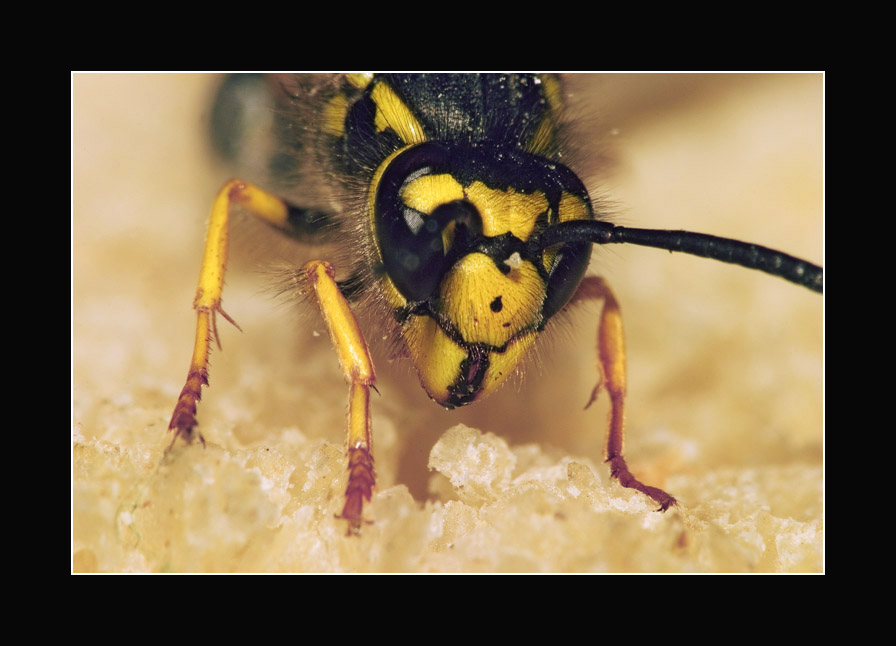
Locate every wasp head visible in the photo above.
<box><xmin>372</xmin><ymin>142</ymin><xmax>594</xmax><ymax>408</ymax></box>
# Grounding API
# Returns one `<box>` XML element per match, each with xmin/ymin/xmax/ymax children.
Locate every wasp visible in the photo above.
<box><xmin>167</xmin><ymin>74</ymin><xmax>823</xmax><ymax>533</ymax></box>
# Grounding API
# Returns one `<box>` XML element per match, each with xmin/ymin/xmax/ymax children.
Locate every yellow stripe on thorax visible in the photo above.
<box><xmin>370</xmin><ymin>81</ymin><xmax>426</xmax><ymax>145</ymax></box>
<box><xmin>525</xmin><ymin>74</ymin><xmax>563</xmax><ymax>154</ymax></box>
<box><xmin>322</xmin><ymin>93</ymin><xmax>350</xmax><ymax>137</ymax></box>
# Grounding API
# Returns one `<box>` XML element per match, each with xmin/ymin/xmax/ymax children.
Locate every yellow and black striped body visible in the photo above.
<box><xmin>308</xmin><ymin>74</ymin><xmax>596</xmax><ymax>408</ymax></box>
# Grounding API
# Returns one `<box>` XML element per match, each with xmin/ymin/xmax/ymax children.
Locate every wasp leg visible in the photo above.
<box><xmin>302</xmin><ymin>260</ymin><xmax>377</xmax><ymax>534</ymax></box>
<box><xmin>575</xmin><ymin>276</ymin><xmax>677</xmax><ymax>511</ymax></box>
<box><xmin>169</xmin><ymin>179</ymin><xmax>327</xmax><ymax>447</ymax></box>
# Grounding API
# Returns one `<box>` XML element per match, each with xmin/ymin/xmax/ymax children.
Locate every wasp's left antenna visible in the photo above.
<box><xmin>531</xmin><ymin>220</ymin><xmax>823</xmax><ymax>293</ymax></box>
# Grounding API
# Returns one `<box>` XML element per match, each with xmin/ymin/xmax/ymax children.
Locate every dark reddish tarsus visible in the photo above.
<box><xmin>341</xmin><ymin>447</ymin><xmax>376</xmax><ymax>534</ymax></box>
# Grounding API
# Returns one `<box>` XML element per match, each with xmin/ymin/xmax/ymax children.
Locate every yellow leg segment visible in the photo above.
<box><xmin>577</xmin><ymin>276</ymin><xmax>677</xmax><ymax>511</ymax></box>
<box><xmin>303</xmin><ymin>260</ymin><xmax>377</xmax><ymax>534</ymax></box>
<box><xmin>168</xmin><ymin>179</ymin><xmax>289</xmax><ymax>446</ymax></box>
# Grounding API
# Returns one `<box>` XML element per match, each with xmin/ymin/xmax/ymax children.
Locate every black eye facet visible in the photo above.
<box><xmin>541</xmin><ymin>241</ymin><xmax>592</xmax><ymax>321</ymax></box>
<box><xmin>538</xmin><ymin>168</ymin><xmax>594</xmax><ymax>321</ymax></box>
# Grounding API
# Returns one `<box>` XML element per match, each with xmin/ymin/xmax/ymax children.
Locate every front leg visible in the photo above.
<box><xmin>168</xmin><ymin>180</ymin><xmax>254</xmax><ymax>447</ymax></box>
<box><xmin>168</xmin><ymin>179</ymin><xmax>335</xmax><ymax>448</ymax></box>
<box><xmin>302</xmin><ymin>260</ymin><xmax>377</xmax><ymax>534</ymax></box>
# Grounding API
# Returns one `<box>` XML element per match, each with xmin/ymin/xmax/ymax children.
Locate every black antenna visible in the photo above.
<box><xmin>531</xmin><ymin>220</ymin><xmax>823</xmax><ymax>293</ymax></box>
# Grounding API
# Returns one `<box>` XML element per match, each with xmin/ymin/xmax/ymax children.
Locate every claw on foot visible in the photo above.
<box><xmin>607</xmin><ymin>454</ymin><xmax>677</xmax><ymax>511</ymax></box>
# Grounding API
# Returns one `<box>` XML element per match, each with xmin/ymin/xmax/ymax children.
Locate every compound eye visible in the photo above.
<box><xmin>541</xmin><ymin>242</ymin><xmax>592</xmax><ymax>320</ymax></box>
<box><xmin>375</xmin><ymin>143</ymin><xmax>481</xmax><ymax>302</ymax></box>
<box><xmin>538</xmin><ymin>169</ymin><xmax>594</xmax><ymax>321</ymax></box>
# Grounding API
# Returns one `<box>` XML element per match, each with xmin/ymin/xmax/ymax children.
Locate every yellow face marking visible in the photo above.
<box><xmin>400</xmin><ymin>174</ymin><xmax>465</xmax><ymax>214</ymax></box>
<box><xmin>400</xmin><ymin>174</ymin><xmax>467</xmax><ymax>257</ymax></box>
<box><xmin>401</xmin><ymin>313</ymin><xmax>540</xmax><ymax>406</ymax></box>
<box><xmin>558</xmin><ymin>191</ymin><xmax>590</xmax><ymax>222</ymax></box>
<box><xmin>370</xmin><ymin>81</ymin><xmax>426</xmax><ymax>145</ymax></box>
<box><xmin>438</xmin><ymin>252</ymin><xmax>544</xmax><ymax>347</ymax></box>
<box><xmin>479</xmin><ymin>331</ymin><xmax>537</xmax><ymax>396</ymax></box>
<box><xmin>403</xmin><ymin>315</ymin><xmax>468</xmax><ymax>404</ymax></box>
<box><xmin>397</xmin><ymin>251</ymin><xmax>545</xmax><ymax>406</ymax></box>
<box><xmin>379</xmin><ymin>274</ymin><xmax>407</xmax><ymax>309</ymax></box>
<box><xmin>464</xmin><ymin>182</ymin><xmax>547</xmax><ymax>241</ymax></box>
